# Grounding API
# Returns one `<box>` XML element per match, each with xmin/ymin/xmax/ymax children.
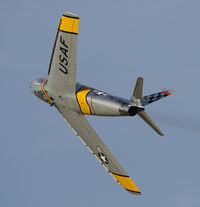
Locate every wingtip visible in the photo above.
<box><xmin>63</xmin><ymin>12</ymin><xmax>79</xmax><ymax>19</ymax></box>
<box><xmin>126</xmin><ymin>189</ymin><xmax>142</xmax><ymax>195</ymax></box>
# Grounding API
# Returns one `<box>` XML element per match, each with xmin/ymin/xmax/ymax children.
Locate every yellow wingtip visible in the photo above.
<box><xmin>112</xmin><ymin>173</ymin><xmax>141</xmax><ymax>195</ymax></box>
<box><xmin>58</xmin><ymin>15</ymin><xmax>79</xmax><ymax>34</ymax></box>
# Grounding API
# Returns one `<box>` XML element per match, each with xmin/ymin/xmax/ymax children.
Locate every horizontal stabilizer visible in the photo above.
<box><xmin>138</xmin><ymin>111</ymin><xmax>164</xmax><ymax>136</ymax></box>
<box><xmin>142</xmin><ymin>90</ymin><xmax>175</xmax><ymax>106</ymax></box>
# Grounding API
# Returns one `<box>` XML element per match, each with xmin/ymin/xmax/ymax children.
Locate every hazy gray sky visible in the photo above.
<box><xmin>1</xmin><ymin>0</ymin><xmax>200</xmax><ymax>206</ymax></box>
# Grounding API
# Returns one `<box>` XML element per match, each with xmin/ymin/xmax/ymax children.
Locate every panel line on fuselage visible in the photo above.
<box><xmin>90</xmin><ymin>94</ymin><xmax>96</xmax><ymax>115</ymax></box>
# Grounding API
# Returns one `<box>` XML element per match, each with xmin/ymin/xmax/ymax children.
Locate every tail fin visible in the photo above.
<box><xmin>132</xmin><ymin>77</ymin><xmax>143</xmax><ymax>100</ymax></box>
<box><xmin>130</xmin><ymin>77</ymin><xmax>144</xmax><ymax>108</ymax></box>
<box><xmin>138</xmin><ymin>111</ymin><xmax>164</xmax><ymax>136</ymax></box>
<box><xmin>142</xmin><ymin>90</ymin><xmax>175</xmax><ymax>106</ymax></box>
<box><xmin>130</xmin><ymin>77</ymin><xmax>164</xmax><ymax>136</ymax></box>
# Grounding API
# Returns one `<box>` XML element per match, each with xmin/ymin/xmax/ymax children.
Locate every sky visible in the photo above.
<box><xmin>1</xmin><ymin>0</ymin><xmax>200</xmax><ymax>206</ymax></box>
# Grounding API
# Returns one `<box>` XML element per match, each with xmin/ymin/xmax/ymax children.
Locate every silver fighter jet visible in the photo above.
<box><xmin>30</xmin><ymin>12</ymin><xmax>174</xmax><ymax>195</ymax></box>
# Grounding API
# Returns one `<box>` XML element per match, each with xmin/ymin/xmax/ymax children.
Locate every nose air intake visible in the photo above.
<box><xmin>29</xmin><ymin>78</ymin><xmax>50</xmax><ymax>104</ymax></box>
<box><xmin>129</xmin><ymin>77</ymin><xmax>164</xmax><ymax>136</ymax></box>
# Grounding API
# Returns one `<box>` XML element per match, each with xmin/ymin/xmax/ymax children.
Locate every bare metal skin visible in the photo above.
<box><xmin>30</xmin><ymin>79</ymin><xmax>131</xmax><ymax>116</ymax></box>
<box><xmin>30</xmin><ymin>12</ymin><xmax>174</xmax><ymax>195</ymax></box>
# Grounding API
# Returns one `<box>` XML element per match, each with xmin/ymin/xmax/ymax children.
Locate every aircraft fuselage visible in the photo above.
<box><xmin>30</xmin><ymin>78</ymin><xmax>133</xmax><ymax>116</ymax></box>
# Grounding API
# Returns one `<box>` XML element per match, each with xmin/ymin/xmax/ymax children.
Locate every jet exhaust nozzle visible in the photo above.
<box><xmin>128</xmin><ymin>106</ymin><xmax>144</xmax><ymax>116</ymax></box>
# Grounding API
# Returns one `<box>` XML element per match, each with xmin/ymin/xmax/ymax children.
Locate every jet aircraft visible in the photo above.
<box><xmin>30</xmin><ymin>12</ymin><xmax>174</xmax><ymax>195</ymax></box>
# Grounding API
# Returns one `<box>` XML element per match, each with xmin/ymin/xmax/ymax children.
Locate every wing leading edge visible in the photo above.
<box><xmin>55</xmin><ymin>103</ymin><xmax>141</xmax><ymax>195</ymax></box>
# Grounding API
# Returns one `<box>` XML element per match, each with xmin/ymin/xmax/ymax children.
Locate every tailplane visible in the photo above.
<box><xmin>137</xmin><ymin>111</ymin><xmax>164</xmax><ymax>136</ymax></box>
<box><xmin>129</xmin><ymin>77</ymin><xmax>170</xmax><ymax>136</ymax></box>
<box><xmin>142</xmin><ymin>90</ymin><xmax>175</xmax><ymax>106</ymax></box>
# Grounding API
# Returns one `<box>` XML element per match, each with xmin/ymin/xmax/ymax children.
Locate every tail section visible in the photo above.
<box><xmin>142</xmin><ymin>90</ymin><xmax>175</xmax><ymax>106</ymax></box>
<box><xmin>132</xmin><ymin>77</ymin><xmax>143</xmax><ymax>100</ymax></box>
<box><xmin>129</xmin><ymin>77</ymin><xmax>144</xmax><ymax>116</ymax></box>
<box><xmin>129</xmin><ymin>77</ymin><xmax>167</xmax><ymax>136</ymax></box>
<box><xmin>138</xmin><ymin>111</ymin><xmax>164</xmax><ymax>136</ymax></box>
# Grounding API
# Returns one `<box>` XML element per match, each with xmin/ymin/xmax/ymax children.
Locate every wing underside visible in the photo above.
<box><xmin>55</xmin><ymin>103</ymin><xmax>141</xmax><ymax>194</ymax></box>
<box><xmin>47</xmin><ymin>12</ymin><xmax>79</xmax><ymax>93</ymax></box>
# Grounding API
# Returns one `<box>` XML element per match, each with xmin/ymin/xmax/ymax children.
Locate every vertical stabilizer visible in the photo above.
<box><xmin>131</xmin><ymin>77</ymin><xmax>143</xmax><ymax>101</ymax></box>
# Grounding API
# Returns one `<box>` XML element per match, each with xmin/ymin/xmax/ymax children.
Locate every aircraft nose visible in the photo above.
<box><xmin>29</xmin><ymin>80</ymin><xmax>36</xmax><ymax>93</ymax></box>
<box><xmin>29</xmin><ymin>81</ymin><xmax>34</xmax><ymax>93</ymax></box>
<box><xmin>29</xmin><ymin>80</ymin><xmax>41</xmax><ymax>95</ymax></box>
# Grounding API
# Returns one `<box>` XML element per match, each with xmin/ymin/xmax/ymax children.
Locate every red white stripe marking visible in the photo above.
<box><xmin>91</xmin><ymin>94</ymin><xmax>96</xmax><ymax>115</ymax></box>
<box><xmin>161</xmin><ymin>91</ymin><xmax>171</xmax><ymax>95</ymax></box>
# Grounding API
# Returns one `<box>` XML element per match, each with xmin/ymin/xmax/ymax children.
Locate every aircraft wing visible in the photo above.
<box><xmin>47</xmin><ymin>12</ymin><xmax>79</xmax><ymax>93</ymax></box>
<box><xmin>55</xmin><ymin>103</ymin><xmax>141</xmax><ymax>195</ymax></box>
